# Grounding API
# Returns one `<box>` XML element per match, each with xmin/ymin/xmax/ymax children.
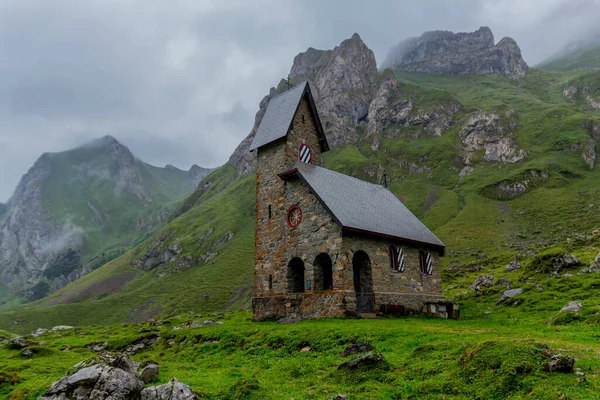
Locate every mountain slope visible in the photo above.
<box><xmin>538</xmin><ymin>42</ymin><xmax>600</xmax><ymax>72</ymax></box>
<box><xmin>3</xmin><ymin>31</ymin><xmax>600</xmax><ymax>331</ymax></box>
<box><xmin>0</xmin><ymin>136</ymin><xmax>211</xmax><ymax>305</ymax></box>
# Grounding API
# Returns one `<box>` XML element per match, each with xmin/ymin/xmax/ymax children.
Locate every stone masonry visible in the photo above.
<box><xmin>252</xmin><ymin>83</ymin><xmax>457</xmax><ymax>321</ymax></box>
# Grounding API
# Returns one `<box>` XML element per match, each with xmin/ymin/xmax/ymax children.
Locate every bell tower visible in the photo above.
<box><xmin>249</xmin><ymin>82</ymin><xmax>329</xmax><ymax>301</ymax></box>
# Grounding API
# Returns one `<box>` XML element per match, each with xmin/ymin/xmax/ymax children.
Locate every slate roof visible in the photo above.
<box><xmin>249</xmin><ymin>82</ymin><xmax>329</xmax><ymax>152</ymax></box>
<box><xmin>281</xmin><ymin>163</ymin><xmax>445</xmax><ymax>251</ymax></box>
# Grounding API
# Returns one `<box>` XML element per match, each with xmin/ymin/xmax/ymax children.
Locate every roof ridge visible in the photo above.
<box><xmin>300</xmin><ymin>163</ymin><xmax>390</xmax><ymax>192</ymax></box>
<box><xmin>269</xmin><ymin>80</ymin><xmax>308</xmax><ymax>100</ymax></box>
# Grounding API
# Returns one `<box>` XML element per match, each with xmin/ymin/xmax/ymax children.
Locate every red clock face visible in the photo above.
<box><xmin>287</xmin><ymin>205</ymin><xmax>302</xmax><ymax>228</ymax></box>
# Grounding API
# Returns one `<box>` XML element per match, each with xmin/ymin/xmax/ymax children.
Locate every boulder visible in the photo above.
<box><xmin>138</xmin><ymin>363</ymin><xmax>159</xmax><ymax>383</ymax></box>
<box><xmin>470</xmin><ymin>275</ymin><xmax>494</xmax><ymax>295</ymax></box>
<box><xmin>496</xmin><ymin>288</ymin><xmax>523</xmax><ymax>305</ymax></box>
<box><xmin>341</xmin><ymin>343</ymin><xmax>376</xmax><ymax>357</ymax></box>
<box><xmin>328</xmin><ymin>396</ymin><xmax>348</xmax><ymax>400</ymax></box>
<box><xmin>552</xmin><ymin>253</ymin><xmax>580</xmax><ymax>275</ymax></box>
<box><xmin>141</xmin><ymin>378</ymin><xmax>199</xmax><ymax>400</ymax></box>
<box><xmin>560</xmin><ymin>301</ymin><xmax>582</xmax><ymax>312</ymax></box>
<box><xmin>545</xmin><ymin>354</ymin><xmax>575</xmax><ymax>373</ymax></box>
<box><xmin>580</xmin><ymin>251</ymin><xmax>600</xmax><ymax>273</ymax></box>
<box><xmin>7</xmin><ymin>336</ymin><xmax>36</xmax><ymax>350</ymax></box>
<box><xmin>505</xmin><ymin>259</ymin><xmax>522</xmax><ymax>272</ymax></box>
<box><xmin>39</xmin><ymin>354</ymin><xmax>199</xmax><ymax>400</ymax></box>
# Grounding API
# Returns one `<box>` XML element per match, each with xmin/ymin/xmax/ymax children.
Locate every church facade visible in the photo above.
<box><xmin>250</xmin><ymin>82</ymin><xmax>457</xmax><ymax>321</ymax></box>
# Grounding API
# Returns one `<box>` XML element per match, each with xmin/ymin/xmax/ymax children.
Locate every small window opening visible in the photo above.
<box><xmin>268</xmin><ymin>274</ymin><xmax>273</xmax><ymax>290</ymax></box>
<box><xmin>268</xmin><ymin>205</ymin><xmax>272</xmax><ymax>219</ymax></box>
<box><xmin>298</xmin><ymin>144</ymin><xmax>312</xmax><ymax>164</ymax></box>
<box><xmin>419</xmin><ymin>250</ymin><xmax>432</xmax><ymax>275</ymax></box>
<box><xmin>389</xmin><ymin>245</ymin><xmax>405</xmax><ymax>272</ymax></box>
<box><xmin>302</xmin><ymin>114</ymin><xmax>305</xmax><ymax>124</ymax></box>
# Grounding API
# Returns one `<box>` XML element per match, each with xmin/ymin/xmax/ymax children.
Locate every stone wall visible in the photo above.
<box><xmin>341</xmin><ymin>233</ymin><xmax>447</xmax><ymax>313</ymax></box>
<box><xmin>254</xmin><ymin>93</ymin><xmax>334</xmax><ymax>299</ymax></box>
<box><xmin>253</xmin><ymin>92</ymin><xmax>455</xmax><ymax>321</ymax></box>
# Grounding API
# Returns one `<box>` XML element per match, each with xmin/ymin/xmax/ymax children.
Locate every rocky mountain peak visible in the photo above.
<box><xmin>382</xmin><ymin>27</ymin><xmax>528</xmax><ymax>78</ymax></box>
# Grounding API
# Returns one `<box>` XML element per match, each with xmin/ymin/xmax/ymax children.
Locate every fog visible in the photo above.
<box><xmin>1</xmin><ymin>0</ymin><xmax>599</xmax><ymax>201</ymax></box>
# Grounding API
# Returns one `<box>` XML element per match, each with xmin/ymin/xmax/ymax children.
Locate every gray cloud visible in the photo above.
<box><xmin>1</xmin><ymin>0</ymin><xmax>599</xmax><ymax>201</ymax></box>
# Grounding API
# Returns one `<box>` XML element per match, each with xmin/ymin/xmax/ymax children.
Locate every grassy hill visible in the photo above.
<box><xmin>537</xmin><ymin>43</ymin><xmax>600</xmax><ymax>72</ymax></box>
<box><xmin>1</xmin><ymin>312</ymin><xmax>599</xmax><ymax>399</ymax></box>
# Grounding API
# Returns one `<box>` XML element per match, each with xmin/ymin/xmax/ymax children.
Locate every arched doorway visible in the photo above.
<box><xmin>313</xmin><ymin>253</ymin><xmax>333</xmax><ymax>291</ymax></box>
<box><xmin>352</xmin><ymin>250</ymin><xmax>373</xmax><ymax>312</ymax></box>
<box><xmin>287</xmin><ymin>257</ymin><xmax>305</xmax><ymax>293</ymax></box>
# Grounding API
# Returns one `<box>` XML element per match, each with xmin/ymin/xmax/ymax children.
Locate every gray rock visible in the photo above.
<box><xmin>545</xmin><ymin>354</ymin><xmax>575</xmax><ymax>373</ymax></box>
<box><xmin>8</xmin><ymin>336</ymin><xmax>34</xmax><ymax>349</ymax></box>
<box><xmin>138</xmin><ymin>363</ymin><xmax>159</xmax><ymax>383</ymax></box>
<box><xmin>21</xmin><ymin>349</ymin><xmax>33</xmax><ymax>358</ymax></box>
<box><xmin>552</xmin><ymin>253</ymin><xmax>580</xmax><ymax>275</ymax></box>
<box><xmin>461</xmin><ymin>110</ymin><xmax>524</xmax><ymax>166</ymax></box>
<box><xmin>580</xmin><ymin>251</ymin><xmax>600</xmax><ymax>273</ymax></box>
<box><xmin>470</xmin><ymin>275</ymin><xmax>494</xmax><ymax>294</ymax></box>
<box><xmin>383</xmin><ymin>26</ymin><xmax>528</xmax><ymax>78</ymax></box>
<box><xmin>52</xmin><ymin>325</ymin><xmax>74</xmax><ymax>331</ymax></box>
<box><xmin>40</xmin><ymin>355</ymin><xmax>198</xmax><ymax>400</ymax></box>
<box><xmin>496</xmin><ymin>288</ymin><xmax>523</xmax><ymax>305</ymax></box>
<box><xmin>505</xmin><ymin>259</ymin><xmax>522</xmax><ymax>272</ymax></box>
<box><xmin>561</xmin><ymin>301</ymin><xmax>582</xmax><ymax>312</ymax></box>
<box><xmin>140</xmin><ymin>378</ymin><xmax>199</xmax><ymax>400</ymax></box>
<box><xmin>32</xmin><ymin>328</ymin><xmax>48</xmax><ymax>337</ymax></box>
<box><xmin>337</xmin><ymin>352</ymin><xmax>387</xmax><ymax>370</ymax></box>
<box><xmin>328</xmin><ymin>396</ymin><xmax>348</xmax><ymax>400</ymax></box>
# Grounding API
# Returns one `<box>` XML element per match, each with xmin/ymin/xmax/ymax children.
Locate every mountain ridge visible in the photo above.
<box><xmin>0</xmin><ymin>136</ymin><xmax>212</xmax><ymax>305</ymax></box>
<box><xmin>383</xmin><ymin>26</ymin><xmax>528</xmax><ymax>78</ymax></box>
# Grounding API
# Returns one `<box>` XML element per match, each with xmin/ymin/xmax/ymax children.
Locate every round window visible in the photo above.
<box><xmin>287</xmin><ymin>205</ymin><xmax>302</xmax><ymax>228</ymax></box>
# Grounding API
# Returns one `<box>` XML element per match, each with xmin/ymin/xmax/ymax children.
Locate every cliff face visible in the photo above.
<box><xmin>229</xmin><ymin>33</ymin><xmax>461</xmax><ymax>176</ymax></box>
<box><xmin>0</xmin><ymin>136</ymin><xmax>210</xmax><ymax>301</ymax></box>
<box><xmin>382</xmin><ymin>27</ymin><xmax>528</xmax><ymax>78</ymax></box>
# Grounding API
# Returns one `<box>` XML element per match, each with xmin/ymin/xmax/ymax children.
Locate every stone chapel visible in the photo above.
<box><xmin>250</xmin><ymin>81</ymin><xmax>458</xmax><ymax>320</ymax></box>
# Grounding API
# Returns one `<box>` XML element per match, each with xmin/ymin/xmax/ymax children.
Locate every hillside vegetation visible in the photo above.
<box><xmin>1</xmin><ymin>312</ymin><xmax>599</xmax><ymax>399</ymax></box>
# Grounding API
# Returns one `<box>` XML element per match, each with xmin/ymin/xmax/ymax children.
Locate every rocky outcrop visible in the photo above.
<box><xmin>229</xmin><ymin>33</ymin><xmax>461</xmax><ymax>176</ymax></box>
<box><xmin>383</xmin><ymin>27</ymin><xmax>528</xmax><ymax>78</ymax></box>
<box><xmin>460</xmin><ymin>110</ymin><xmax>525</xmax><ymax>165</ymax></box>
<box><xmin>366</xmin><ymin>71</ymin><xmax>460</xmax><ymax>150</ymax></box>
<box><xmin>39</xmin><ymin>354</ymin><xmax>199</xmax><ymax>400</ymax></box>
<box><xmin>187</xmin><ymin>164</ymin><xmax>212</xmax><ymax>186</ymax></box>
<box><xmin>305</xmin><ymin>33</ymin><xmax>378</xmax><ymax>146</ymax></box>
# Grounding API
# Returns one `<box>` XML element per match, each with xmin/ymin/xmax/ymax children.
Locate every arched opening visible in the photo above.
<box><xmin>287</xmin><ymin>257</ymin><xmax>305</xmax><ymax>293</ymax></box>
<box><xmin>313</xmin><ymin>253</ymin><xmax>333</xmax><ymax>291</ymax></box>
<box><xmin>352</xmin><ymin>250</ymin><xmax>373</xmax><ymax>312</ymax></box>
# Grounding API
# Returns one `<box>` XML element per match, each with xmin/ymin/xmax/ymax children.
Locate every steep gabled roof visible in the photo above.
<box><xmin>280</xmin><ymin>163</ymin><xmax>445</xmax><ymax>252</ymax></box>
<box><xmin>249</xmin><ymin>82</ymin><xmax>329</xmax><ymax>152</ymax></box>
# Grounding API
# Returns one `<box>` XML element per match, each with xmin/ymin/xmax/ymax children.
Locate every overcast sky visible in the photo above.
<box><xmin>1</xmin><ymin>0</ymin><xmax>599</xmax><ymax>202</ymax></box>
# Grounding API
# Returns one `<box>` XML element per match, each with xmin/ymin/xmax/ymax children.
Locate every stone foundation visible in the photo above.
<box><xmin>252</xmin><ymin>291</ymin><xmax>459</xmax><ymax>321</ymax></box>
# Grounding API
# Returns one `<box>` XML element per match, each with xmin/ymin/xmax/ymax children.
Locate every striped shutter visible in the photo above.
<box><xmin>397</xmin><ymin>247</ymin><xmax>405</xmax><ymax>272</ymax></box>
<box><xmin>425</xmin><ymin>252</ymin><xmax>433</xmax><ymax>275</ymax></box>
<box><xmin>298</xmin><ymin>144</ymin><xmax>312</xmax><ymax>164</ymax></box>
